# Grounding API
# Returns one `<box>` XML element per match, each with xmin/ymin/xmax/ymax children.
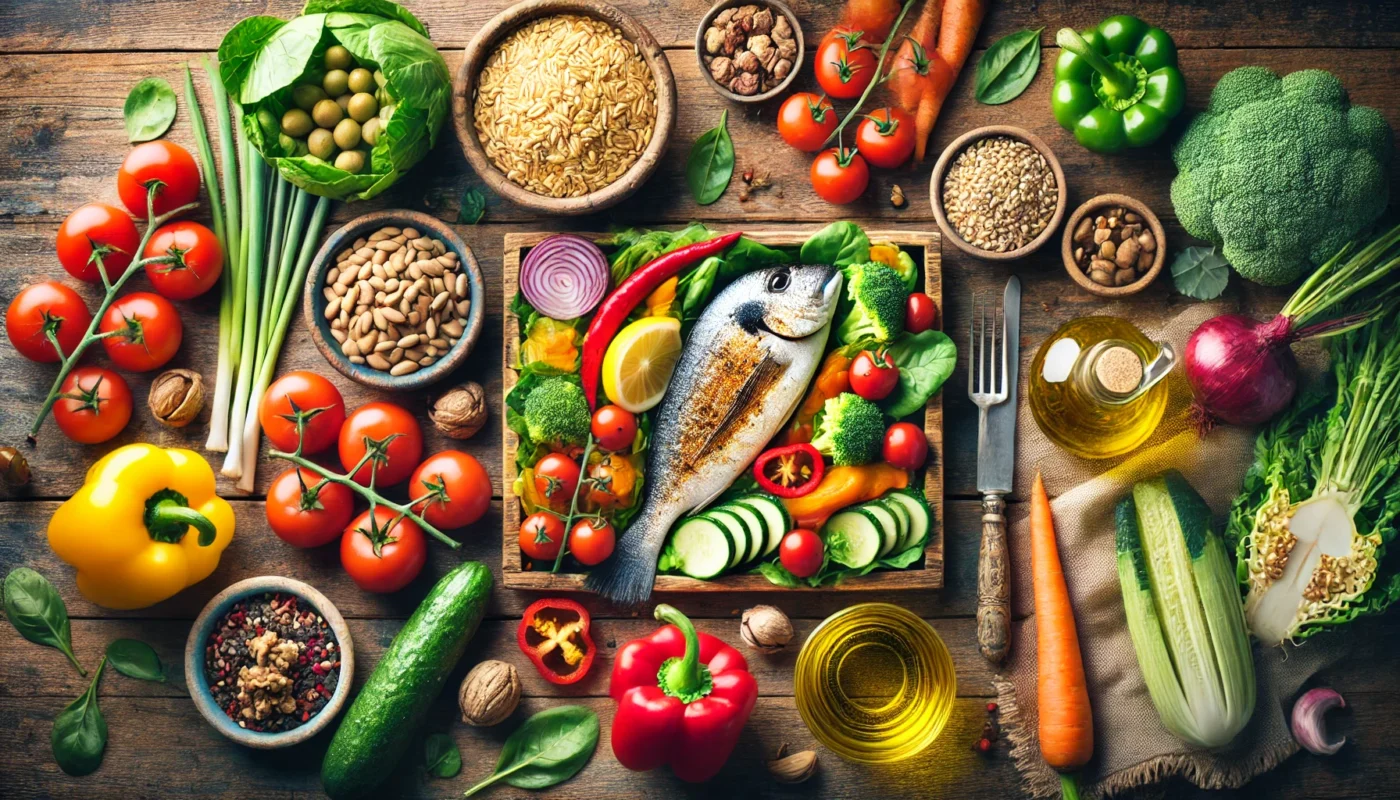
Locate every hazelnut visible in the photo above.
<box><xmin>740</xmin><ymin>605</ymin><xmax>793</xmax><ymax>653</ymax></box>
<box><xmin>148</xmin><ymin>369</ymin><xmax>205</xmax><ymax>428</ymax></box>
<box><xmin>1098</xmin><ymin>240</ymin><xmax>1117</xmax><ymax>261</ymax></box>
<box><xmin>0</xmin><ymin>446</ymin><xmax>30</xmax><ymax>488</ymax></box>
<box><xmin>429</xmin><ymin>381</ymin><xmax>488</xmax><ymax>439</ymax></box>
<box><xmin>459</xmin><ymin>660</ymin><xmax>521</xmax><ymax>727</ymax></box>
<box><xmin>709</xmin><ymin>56</ymin><xmax>736</xmax><ymax>85</ymax></box>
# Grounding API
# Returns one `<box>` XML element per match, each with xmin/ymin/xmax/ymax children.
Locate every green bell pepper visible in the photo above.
<box><xmin>1051</xmin><ymin>15</ymin><xmax>1185</xmax><ymax>153</ymax></box>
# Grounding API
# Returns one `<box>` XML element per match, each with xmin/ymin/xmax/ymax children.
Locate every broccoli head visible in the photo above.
<box><xmin>811</xmin><ymin>392</ymin><xmax>886</xmax><ymax>466</ymax></box>
<box><xmin>836</xmin><ymin>262</ymin><xmax>907</xmax><ymax>344</ymax></box>
<box><xmin>523</xmin><ymin>377</ymin><xmax>590</xmax><ymax>449</ymax></box>
<box><xmin>1171</xmin><ymin>66</ymin><xmax>1392</xmax><ymax>286</ymax></box>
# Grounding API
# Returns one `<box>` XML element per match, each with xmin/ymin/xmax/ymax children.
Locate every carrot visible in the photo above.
<box><xmin>904</xmin><ymin>0</ymin><xmax>987</xmax><ymax>160</ymax></box>
<box><xmin>888</xmin><ymin>0</ymin><xmax>941</xmax><ymax>115</ymax></box>
<box><xmin>1031</xmin><ymin>471</ymin><xmax>1094</xmax><ymax>793</ymax></box>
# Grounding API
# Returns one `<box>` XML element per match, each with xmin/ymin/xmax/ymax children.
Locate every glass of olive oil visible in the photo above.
<box><xmin>794</xmin><ymin>603</ymin><xmax>956</xmax><ymax>763</ymax></box>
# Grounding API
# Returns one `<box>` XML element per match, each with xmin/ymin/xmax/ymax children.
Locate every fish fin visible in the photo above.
<box><xmin>695</xmin><ymin>353</ymin><xmax>786</xmax><ymax>461</ymax></box>
<box><xmin>585</xmin><ymin>512</ymin><xmax>664</xmax><ymax>605</ymax></box>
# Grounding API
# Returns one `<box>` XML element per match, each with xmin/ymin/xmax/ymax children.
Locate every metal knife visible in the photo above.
<box><xmin>975</xmin><ymin>275</ymin><xmax>1021</xmax><ymax>664</ymax></box>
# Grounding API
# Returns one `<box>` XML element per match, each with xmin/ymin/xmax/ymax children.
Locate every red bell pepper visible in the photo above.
<box><xmin>517</xmin><ymin>598</ymin><xmax>596</xmax><ymax>685</ymax></box>
<box><xmin>609</xmin><ymin>604</ymin><xmax>757</xmax><ymax>782</ymax></box>
<box><xmin>753</xmin><ymin>443</ymin><xmax>825</xmax><ymax>498</ymax></box>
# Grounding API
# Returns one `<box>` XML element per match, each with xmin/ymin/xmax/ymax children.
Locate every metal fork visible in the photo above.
<box><xmin>969</xmin><ymin>288</ymin><xmax>1015</xmax><ymax>664</ymax></box>
<box><xmin>968</xmin><ymin>300</ymin><xmax>1009</xmax><ymax>427</ymax></box>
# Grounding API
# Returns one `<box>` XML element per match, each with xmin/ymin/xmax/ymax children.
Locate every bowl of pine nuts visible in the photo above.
<box><xmin>304</xmin><ymin>209</ymin><xmax>485</xmax><ymax>391</ymax></box>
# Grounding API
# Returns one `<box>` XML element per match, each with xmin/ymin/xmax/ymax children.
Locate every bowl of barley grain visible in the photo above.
<box><xmin>453</xmin><ymin>0</ymin><xmax>677</xmax><ymax>215</ymax></box>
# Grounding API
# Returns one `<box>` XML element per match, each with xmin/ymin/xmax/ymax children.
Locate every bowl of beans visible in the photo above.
<box><xmin>930</xmin><ymin>126</ymin><xmax>1068</xmax><ymax>261</ymax></box>
<box><xmin>184</xmin><ymin>577</ymin><xmax>353</xmax><ymax>748</ymax></box>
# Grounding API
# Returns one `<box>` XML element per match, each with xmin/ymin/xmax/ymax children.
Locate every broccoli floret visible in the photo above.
<box><xmin>1171</xmin><ymin>66</ymin><xmax>1392</xmax><ymax>286</ymax></box>
<box><xmin>836</xmin><ymin>262</ymin><xmax>907</xmax><ymax>344</ymax></box>
<box><xmin>811</xmin><ymin>393</ymin><xmax>886</xmax><ymax>466</ymax></box>
<box><xmin>523</xmin><ymin>377</ymin><xmax>590</xmax><ymax>448</ymax></box>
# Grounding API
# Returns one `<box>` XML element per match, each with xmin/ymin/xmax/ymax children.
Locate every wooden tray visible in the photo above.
<box><xmin>501</xmin><ymin>229</ymin><xmax>943</xmax><ymax>593</ymax></box>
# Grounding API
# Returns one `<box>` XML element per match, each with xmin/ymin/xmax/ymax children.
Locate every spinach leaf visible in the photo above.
<box><xmin>424</xmin><ymin>733</ymin><xmax>462</xmax><ymax>778</ymax></box>
<box><xmin>4</xmin><ymin>567</ymin><xmax>84</xmax><ymax>675</ymax></box>
<box><xmin>756</xmin><ymin>561</ymin><xmax>803</xmax><ymax>588</ymax></box>
<box><xmin>975</xmin><ymin>28</ymin><xmax>1043</xmax><ymax>105</ymax></box>
<box><xmin>880</xmin><ymin>330</ymin><xmax>958</xmax><ymax>418</ymax></box>
<box><xmin>105</xmin><ymin>639</ymin><xmax>163</xmax><ymax>682</ymax></box>
<box><xmin>607</xmin><ymin>223</ymin><xmax>713</xmax><ymax>284</ymax></box>
<box><xmin>463</xmin><ymin>706</ymin><xmax>600</xmax><ymax>796</ymax></box>
<box><xmin>800</xmin><ymin>222</ymin><xmax>870</xmax><ymax>267</ymax></box>
<box><xmin>52</xmin><ymin>656</ymin><xmax>107</xmax><ymax>776</ymax></box>
<box><xmin>686</xmin><ymin>110</ymin><xmax>734</xmax><ymax>205</ymax></box>
<box><xmin>240</xmin><ymin>13</ymin><xmax>326</xmax><ymax>104</ymax></box>
<box><xmin>720</xmin><ymin>236</ymin><xmax>793</xmax><ymax>276</ymax></box>
<box><xmin>458</xmin><ymin>187</ymin><xmax>486</xmax><ymax>224</ymax></box>
<box><xmin>124</xmin><ymin>78</ymin><xmax>177</xmax><ymax>143</ymax></box>
<box><xmin>1171</xmin><ymin>246</ymin><xmax>1230</xmax><ymax>301</ymax></box>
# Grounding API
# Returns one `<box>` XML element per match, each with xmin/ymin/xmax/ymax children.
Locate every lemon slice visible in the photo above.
<box><xmin>601</xmin><ymin>316</ymin><xmax>683</xmax><ymax>413</ymax></box>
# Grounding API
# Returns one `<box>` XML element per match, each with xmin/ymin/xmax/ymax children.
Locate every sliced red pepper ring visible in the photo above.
<box><xmin>517</xmin><ymin>598</ymin><xmax>596</xmax><ymax>685</ymax></box>
<box><xmin>753</xmin><ymin>443</ymin><xmax>825</xmax><ymax>499</ymax></box>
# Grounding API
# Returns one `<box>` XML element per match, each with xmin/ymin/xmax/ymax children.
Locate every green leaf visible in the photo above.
<box><xmin>686</xmin><ymin>110</ymin><xmax>735</xmax><ymax>205</ymax></box>
<box><xmin>424</xmin><ymin>733</ymin><xmax>462</xmax><ymax>778</ymax></box>
<box><xmin>756</xmin><ymin>561</ymin><xmax>802</xmax><ymax>588</ymax></box>
<box><xmin>124</xmin><ymin>78</ymin><xmax>178</xmax><ymax>143</ymax></box>
<box><xmin>305</xmin><ymin>0</ymin><xmax>431</xmax><ymax>38</ymax></box>
<box><xmin>105</xmin><ymin>639</ymin><xmax>164</xmax><ymax>682</ymax></box>
<box><xmin>52</xmin><ymin>657</ymin><xmax>107</xmax><ymax>776</ymax></box>
<box><xmin>975</xmin><ymin>28</ymin><xmax>1043</xmax><ymax>105</ymax></box>
<box><xmin>3</xmin><ymin>568</ymin><xmax>84</xmax><ymax>675</ymax></box>
<box><xmin>799</xmin><ymin>222</ymin><xmax>870</xmax><ymax>267</ymax></box>
<box><xmin>217</xmin><ymin>16</ymin><xmax>288</xmax><ymax>97</ymax></box>
<box><xmin>240</xmin><ymin>13</ymin><xmax>326</xmax><ymax>104</ymax></box>
<box><xmin>463</xmin><ymin>706</ymin><xmax>600</xmax><ymax>796</ymax></box>
<box><xmin>1171</xmin><ymin>246</ymin><xmax>1231</xmax><ymax>301</ymax></box>
<box><xmin>459</xmin><ymin>187</ymin><xmax>486</xmax><ymax>224</ymax></box>
<box><xmin>880</xmin><ymin>330</ymin><xmax>958</xmax><ymax>418</ymax></box>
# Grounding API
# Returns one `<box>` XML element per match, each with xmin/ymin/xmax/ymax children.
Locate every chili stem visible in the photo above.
<box><xmin>821</xmin><ymin>0</ymin><xmax>919</xmax><ymax>147</ymax></box>
<box><xmin>1055</xmin><ymin>28</ymin><xmax>1136</xmax><ymax>97</ymax></box>
<box><xmin>551</xmin><ymin>435</ymin><xmax>598</xmax><ymax>572</ymax></box>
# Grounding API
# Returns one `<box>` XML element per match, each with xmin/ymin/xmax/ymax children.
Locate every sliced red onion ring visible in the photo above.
<box><xmin>1291</xmin><ymin>687</ymin><xmax>1346</xmax><ymax>756</ymax></box>
<box><xmin>520</xmin><ymin>234</ymin><xmax>609</xmax><ymax>320</ymax></box>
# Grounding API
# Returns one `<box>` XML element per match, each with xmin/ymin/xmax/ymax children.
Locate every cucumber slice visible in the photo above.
<box><xmin>860</xmin><ymin>502</ymin><xmax>901</xmax><ymax>558</ymax></box>
<box><xmin>877</xmin><ymin>497</ymin><xmax>911</xmax><ymax>552</ymax></box>
<box><xmin>734</xmin><ymin>494</ymin><xmax>787</xmax><ymax>558</ymax></box>
<box><xmin>885</xmin><ymin>491</ymin><xmax>931</xmax><ymax>550</ymax></box>
<box><xmin>723</xmin><ymin>502</ymin><xmax>766</xmax><ymax>565</ymax></box>
<box><xmin>822</xmin><ymin>509</ymin><xmax>883</xmax><ymax>569</ymax></box>
<box><xmin>669</xmin><ymin>517</ymin><xmax>733</xmax><ymax>579</ymax></box>
<box><xmin>705</xmin><ymin>509</ymin><xmax>752</xmax><ymax>569</ymax></box>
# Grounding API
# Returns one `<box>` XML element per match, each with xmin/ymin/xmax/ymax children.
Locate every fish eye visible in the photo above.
<box><xmin>767</xmin><ymin>269</ymin><xmax>790</xmax><ymax>293</ymax></box>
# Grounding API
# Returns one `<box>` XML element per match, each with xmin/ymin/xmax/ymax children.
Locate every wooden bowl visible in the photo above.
<box><xmin>452</xmin><ymin>0</ymin><xmax>677</xmax><ymax>215</ymax></box>
<box><xmin>303</xmin><ymin>209</ymin><xmax>485</xmax><ymax>391</ymax></box>
<box><xmin>695</xmin><ymin>0</ymin><xmax>804</xmax><ymax>103</ymax></box>
<box><xmin>1061</xmin><ymin>194</ymin><xmax>1167</xmax><ymax>297</ymax></box>
<box><xmin>929</xmin><ymin>125</ymin><xmax>1068</xmax><ymax>261</ymax></box>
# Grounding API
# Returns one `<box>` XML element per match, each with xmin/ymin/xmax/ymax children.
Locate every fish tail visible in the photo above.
<box><xmin>585</xmin><ymin>512</ymin><xmax>666</xmax><ymax>605</ymax></box>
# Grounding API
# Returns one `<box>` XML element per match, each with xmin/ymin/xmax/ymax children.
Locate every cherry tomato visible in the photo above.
<box><xmin>341</xmin><ymin>507</ymin><xmax>427</xmax><ymax>593</ymax></box>
<box><xmin>338</xmin><ymin>401</ymin><xmax>423</xmax><ymax>486</ymax></box>
<box><xmin>815</xmin><ymin>30</ymin><xmax>877</xmax><ymax>100</ymax></box>
<box><xmin>57</xmin><ymin>203</ymin><xmax>141</xmax><ymax>284</ymax></box>
<box><xmin>811</xmin><ymin>147</ymin><xmax>869</xmax><ymax>205</ymax></box>
<box><xmin>534</xmin><ymin>453</ymin><xmax>581</xmax><ymax>511</ymax></box>
<box><xmin>5</xmin><ymin>281</ymin><xmax>91</xmax><ymax>363</ymax></box>
<box><xmin>54</xmin><ymin>366</ymin><xmax>131</xmax><ymax>444</ymax></box>
<box><xmin>855</xmin><ymin>107</ymin><xmax>917</xmax><ymax>169</ymax></box>
<box><xmin>777</xmin><ymin>92</ymin><xmax>837</xmax><ymax>152</ymax></box>
<box><xmin>520</xmin><ymin>512</ymin><xmax>565</xmax><ymax>561</ymax></box>
<box><xmin>586</xmin><ymin>453</ymin><xmax>637</xmax><ymax>510</ymax></box>
<box><xmin>569</xmin><ymin>518</ymin><xmax>616</xmax><ymax>566</ymax></box>
<box><xmin>905</xmin><ymin>292</ymin><xmax>938</xmax><ymax>333</ymax></box>
<box><xmin>780</xmin><ymin>528</ymin><xmax>825</xmax><ymax>578</ymax></box>
<box><xmin>884</xmin><ymin>421</ymin><xmax>929</xmax><ymax>470</ymax></box>
<box><xmin>266</xmin><ymin>467</ymin><xmax>355</xmax><ymax>548</ymax></box>
<box><xmin>142</xmin><ymin>220</ymin><xmax>223</xmax><ymax>300</ymax></box>
<box><xmin>99</xmin><ymin>292</ymin><xmax>182</xmax><ymax>372</ymax></box>
<box><xmin>850</xmin><ymin>349</ymin><xmax>900</xmax><ymax>401</ymax></box>
<box><xmin>259</xmin><ymin>371</ymin><xmax>346</xmax><ymax>455</ymax></box>
<box><xmin>591</xmin><ymin>405</ymin><xmax>638</xmax><ymax>451</ymax></box>
<box><xmin>410</xmin><ymin>451</ymin><xmax>492</xmax><ymax>529</ymax></box>
<box><xmin>117</xmin><ymin>140</ymin><xmax>200</xmax><ymax>218</ymax></box>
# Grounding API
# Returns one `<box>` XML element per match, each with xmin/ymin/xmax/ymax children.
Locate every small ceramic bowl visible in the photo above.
<box><xmin>1061</xmin><ymin>193</ymin><xmax>1167</xmax><ymax>298</ymax></box>
<box><xmin>695</xmin><ymin>0</ymin><xmax>804</xmax><ymax>103</ymax></box>
<box><xmin>930</xmin><ymin>125</ymin><xmax>1068</xmax><ymax>261</ymax></box>
<box><xmin>184</xmin><ymin>577</ymin><xmax>354</xmax><ymax>749</ymax></box>
<box><xmin>304</xmin><ymin>209</ymin><xmax>485</xmax><ymax>391</ymax></box>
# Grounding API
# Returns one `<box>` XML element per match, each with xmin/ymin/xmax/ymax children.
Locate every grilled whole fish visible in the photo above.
<box><xmin>586</xmin><ymin>263</ymin><xmax>843</xmax><ymax>604</ymax></box>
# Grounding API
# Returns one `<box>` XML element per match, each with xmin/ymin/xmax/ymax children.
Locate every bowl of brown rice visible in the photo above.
<box><xmin>453</xmin><ymin>0</ymin><xmax>677</xmax><ymax>215</ymax></box>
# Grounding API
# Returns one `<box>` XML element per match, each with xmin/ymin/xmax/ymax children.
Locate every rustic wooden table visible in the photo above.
<box><xmin>2</xmin><ymin>1</ymin><xmax>1397</xmax><ymax>798</ymax></box>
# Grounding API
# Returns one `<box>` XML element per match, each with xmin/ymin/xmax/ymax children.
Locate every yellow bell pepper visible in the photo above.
<box><xmin>521</xmin><ymin>317</ymin><xmax>580</xmax><ymax>373</ymax></box>
<box><xmin>47</xmin><ymin>444</ymin><xmax>234</xmax><ymax>610</ymax></box>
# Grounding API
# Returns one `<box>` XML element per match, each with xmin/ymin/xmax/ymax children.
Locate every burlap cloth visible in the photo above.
<box><xmin>995</xmin><ymin>303</ymin><xmax>1349</xmax><ymax>798</ymax></box>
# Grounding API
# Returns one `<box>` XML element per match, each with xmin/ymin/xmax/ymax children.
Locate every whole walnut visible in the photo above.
<box><xmin>730</xmin><ymin>71</ymin><xmax>760</xmax><ymax>96</ymax></box>
<box><xmin>709</xmin><ymin>56</ymin><xmax>736</xmax><ymax>85</ymax></box>
<box><xmin>459</xmin><ymin>660</ymin><xmax>520</xmax><ymax>727</ymax></box>
<box><xmin>733</xmin><ymin>49</ymin><xmax>761</xmax><ymax>74</ymax></box>
<box><xmin>704</xmin><ymin>26</ymin><xmax>726</xmax><ymax>55</ymax></box>
<box><xmin>429</xmin><ymin>382</ymin><xmax>488</xmax><ymax>439</ymax></box>
<box><xmin>722</xmin><ymin>23</ymin><xmax>745</xmax><ymax>56</ymax></box>
<box><xmin>750</xmin><ymin>7</ymin><xmax>775</xmax><ymax>36</ymax></box>
<box><xmin>772</xmin><ymin>14</ymin><xmax>793</xmax><ymax>41</ymax></box>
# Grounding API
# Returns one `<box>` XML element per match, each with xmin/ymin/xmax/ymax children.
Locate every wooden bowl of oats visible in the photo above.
<box><xmin>453</xmin><ymin>0</ymin><xmax>677</xmax><ymax>215</ymax></box>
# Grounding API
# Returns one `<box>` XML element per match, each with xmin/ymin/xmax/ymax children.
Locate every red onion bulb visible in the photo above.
<box><xmin>519</xmin><ymin>234</ymin><xmax>609</xmax><ymax>320</ymax></box>
<box><xmin>1185</xmin><ymin>313</ymin><xmax>1299</xmax><ymax>430</ymax></box>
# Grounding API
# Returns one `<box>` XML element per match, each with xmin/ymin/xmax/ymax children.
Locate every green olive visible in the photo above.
<box><xmin>324</xmin><ymin>45</ymin><xmax>353</xmax><ymax>71</ymax></box>
<box><xmin>347</xmin><ymin>68</ymin><xmax>375</xmax><ymax>94</ymax></box>
<box><xmin>277</xmin><ymin>132</ymin><xmax>297</xmax><ymax>152</ymax></box>
<box><xmin>362</xmin><ymin>117</ymin><xmax>382</xmax><ymax>147</ymax></box>
<box><xmin>280</xmin><ymin>108</ymin><xmax>314</xmax><ymax>138</ymax></box>
<box><xmin>333</xmin><ymin>118</ymin><xmax>362</xmax><ymax>150</ymax></box>
<box><xmin>335</xmin><ymin>93</ymin><xmax>353</xmax><ymax>112</ymax></box>
<box><xmin>292</xmin><ymin>84</ymin><xmax>327</xmax><ymax>112</ymax></box>
<box><xmin>311</xmin><ymin>98</ymin><xmax>344</xmax><ymax>129</ymax></box>
<box><xmin>256</xmin><ymin>107</ymin><xmax>279</xmax><ymax>137</ymax></box>
<box><xmin>292</xmin><ymin>138</ymin><xmax>310</xmax><ymax>158</ymax></box>
<box><xmin>308</xmin><ymin>128</ymin><xmax>337</xmax><ymax>161</ymax></box>
<box><xmin>322</xmin><ymin>69</ymin><xmax>350</xmax><ymax>97</ymax></box>
<box><xmin>373</xmin><ymin>70</ymin><xmax>388</xmax><ymax>88</ymax></box>
<box><xmin>347</xmin><ymin>92</ymin><xmax>378</xmax><ymax>123</ymax></box>
<box><xmin>334</xmin><ymin>149</ymin><xmax>366</xmax><ymax>174</ymax></box>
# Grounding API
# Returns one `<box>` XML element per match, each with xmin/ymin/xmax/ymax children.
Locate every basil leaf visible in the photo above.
<box><xmin>3</xmin><ymin>568</ymin><xmax>84</xmax><ymax>675</ymax></box>
<box><xmin>424</xmin><ymin>733</ymin><xmax>462</xmax><ymax>778</ymax></box>
<box><xmin>880</xmin><ymin>330</ymin><xmax>958</xmax><ymax>418</ymax></box>
<box><xmin>975</xmin><ymin>28</ymin><xmax>1043</xmax><ymax>105</ymax></box>
<box><xmin>756</xmin><ymin>561</ymin><xmax>803</xmax><ymax>588</ymax></box>
<box><xmin>53</xmin><ymin>657</ymin><xmax>107</xmax><ymax>776</ymax></box>
<box><xmin>105</xmin><ymin>639</ymin><xmax>164</xmax><ymax>682</ymax></box>
<box><xmin>458</xmin><ymin>187</ymin><xmax>486</xmax><ymax>224</ymax></box>
<box><xmin>686</xmin><ymin>110</ymin><xmax>734</xmax><ymax>205</ymax></box>
<box><xmin>124</xmin><ymin>78</ymin><xmax>178</xmax><ymax>143</ymax></box>
<box><xmin>1171</xmin><ymin>246</ymin><xmax>1231</xmax><ymax>301</ymax></box>
<box><xmin>464</xmin><ymin>706</ymin><xmax>600</xmax><ymax>796</ymax></box>
<box><xmin>799</xmin><ymin>221</ymin><xmax>871</xmax><ymax>267</ymax></box>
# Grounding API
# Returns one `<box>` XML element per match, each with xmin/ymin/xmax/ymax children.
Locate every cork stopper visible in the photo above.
<box><xmin>1095</xmin><ymin>346</ymin><xmax>1143</xmax><ymax>395</ymax></box>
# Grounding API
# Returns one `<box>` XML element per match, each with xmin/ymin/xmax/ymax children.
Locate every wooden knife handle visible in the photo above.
<box><xmin>977</xmin><ymin>493</ymin><xmax>1011</xmax><ymax>665</ymax></box>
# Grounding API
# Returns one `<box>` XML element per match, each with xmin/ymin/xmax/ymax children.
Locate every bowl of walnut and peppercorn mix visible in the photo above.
<box><xmin>185</xmin><ymin>577</ymin><xmax>354</xmax><ymax>748</ymax></box>
<box><xmin>696</xmin><ymin>0</ymin><xmax>803</xmax><ymax>102</ymax></box>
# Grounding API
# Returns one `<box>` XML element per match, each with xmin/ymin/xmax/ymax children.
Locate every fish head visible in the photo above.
<box><xmin>728</xmin><ymin>264</ymin><xmax>843</xmax><ymax>340</ymax></box>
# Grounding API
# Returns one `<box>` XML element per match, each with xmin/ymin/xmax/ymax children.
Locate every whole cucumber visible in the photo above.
<box><xmin>321</xmin><ymin>561</ymin><xmax>493</xmax><ymax>798</ymax></box>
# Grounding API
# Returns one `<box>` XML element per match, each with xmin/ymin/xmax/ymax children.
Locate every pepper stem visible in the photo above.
<box><xmin>1055</xmin><ymin>28</ymin><xmax>1136</xmax><ymax>97</ymax></box>
<box><xmin>144</xmin><ymin>488</ymin><xmax>218</xmax><ymax>546</ymax></box>
<box><xmin>655</xmin><ymin>604</ymin><xmax>713</xmax><ymax>704</ymax></box>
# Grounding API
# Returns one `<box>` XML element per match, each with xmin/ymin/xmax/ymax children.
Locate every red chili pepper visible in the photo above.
<box><xmin>609</xmin><ymin>604</ymin><xmax>757</xmax><ymax>782</ymax></box>
<box><xmin>752</xmin><ymin>443</ymin><xmax>825</xmax><ymax>498</ymax></box>
<box><xmin>517</xmin><ymin>598</ymin><xmax>596</xmax><ymax>685</ymax></box>
<box><xmin>581</xmin><ymin>232</ymin><xmax>744</xmax><ymax>409</ymax></box>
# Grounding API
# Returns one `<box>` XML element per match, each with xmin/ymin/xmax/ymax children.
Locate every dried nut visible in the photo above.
<box><xmin>1138</xmin><ymin>250</ymin><xmax>1154</xmax><ymax>271</ymax></box>
<box><xmin>1098</xmin><ymin>240</ymin><xmax>1116</xmax><ymax>260</ymax></box>
<box><xmin>722</xmin><ymin>25</ymin><xmax>745</xmax><ymax>55</ymax></box>
<box><xmin>1093</xmin><ymin>228</ymin><xmax>1112</xmax><ymax>244</ymax></box>
<box><xmin>729</xmin><ymin>71</ymin><xmax>760</xmax><ymax>96</ymax></box>
<box><xmin>733</xmin><ymin>50</ymin><xmax>760</xmax><ymax>74</ymax></box>
<box><xmin>704</xmin><ymin>26</ymin><xmax>726</xmax><ymax>54</ymax></box>
<box><xmin>740</xmin><ymin>605</ymin><xmax>793</xmax><ymax>653</ymax></box>
<box><xmin>772</xmin><ymin>14</ymin><xmax>793</xmax><ymax>40</ymax></box>
<box><xmin>1124</xmin><ymin>212</ymin><xmax>1141</xmax><ymax>223</ymax></box>
<box><xmin>458</xmin><ymin>660</ymin><xmax>521</xmax><ymax>727</ymax></box>
<box><xmin>750</xmin><ymin>7</ymin><xmax>774</xmax><ymax>35</ymax></box>
<box><xmin>1089</xmin><ymin>268</ymin><xmax>1114</xmax><ymax>286</ymax></box>
<box><xmin>430</xmin><ymin>382</ymin><xmax>488</xmax><ymax>440</ymax></box>
<box><xmin>1114</xmin><ymin>267</ymin><xmax>1138</xmax><ymax>286</ymax></box>
<box><xmin>1116</xmin><ymin>237</ymin><xmax>1140</xmax><ymax>269</ymax></box>
<box><xmin>0</xmin><ymin>446</ymin><xmax>31</xmax><ymax>488</ymax></box>
<box><xmin>772</xmin><ymin>58</ymin><xmax>793</xmax><ymax>82</ymax></box>
<box><xmin>890</xmin><ymin>184</ymin><xmax>906</xmax><ymax>209</ymax></box>
<box><xmin>1073</xmin><ymin>217</ymin><xmax>1093</xmax><ymax>244</ymax></box>
<box><xmin>148</xmin><ymin>369</ymin><xmax>205</xmax><ymax>428</ymax></box>
<box><xmin>1138</xmin><ymin>231</ymin><xmax>1156</xmax><ymax>252</ymax></box>
<box><xmin>1090</xmin><ymin>257</ymin><xmax>1117</xmax><ymax>275</ymax></box>
<box><xmin>714</xmin><ymin>7</ymin><xmax>736</xmax><ymax>26</ymax></box>
<box><xmin>768</xmin><ymin>746</ymin><xmax>818</xmax><ymax>784</ymax></box>
<box><xmin>709</xmin><ymin>56</ymin><xmax>736</xmax><ymax>84</ymax></box>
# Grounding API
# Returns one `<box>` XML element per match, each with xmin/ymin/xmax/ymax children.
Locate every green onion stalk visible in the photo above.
<box><xmin>219</xmin><ymin>135</ymin><xmax>268</xmax><ymax>482</ymax></box>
